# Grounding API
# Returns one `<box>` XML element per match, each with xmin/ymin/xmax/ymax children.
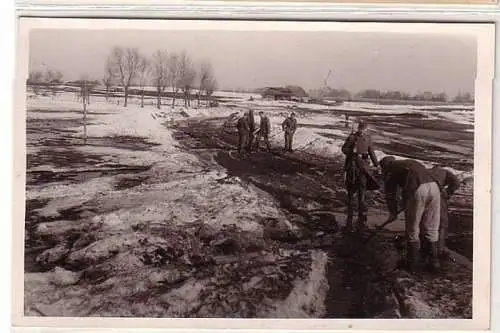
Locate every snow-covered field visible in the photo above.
<box><xmin>25</xmin><ymin>92</ymin><xmax>330</xmax><ymax>317</ymax></box>
<box><xmin>24</xmin><ymin>90</ymin><xmax>474</xmax><ymax>318</ymax></box>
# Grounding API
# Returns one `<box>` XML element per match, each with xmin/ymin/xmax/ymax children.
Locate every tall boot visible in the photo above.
<box><xmin>357</xmin><ymin>185</ymin><xmax>368</xmax><ymax>232</ymax></box>
<box><xmin>427</xmin><ymin>241</ymin><xmax>441</xmax><ymax>274</ymax></box>
<box><xmin>420</xmin><ymin>237</ymin><xmax>430</xmax><ymax>265</ymax></box>
<box><xmin>344</xmin><ymin>192</ymin><xmax>354</xmax><ymax>233</ymax></box>
<box><xmin>343</xmin><ymin>213</ymin><xmax>354</xmax><ymax>233</ymax></box>
<box><xmin>356</xmin><ymin>214</ymin><xmax>367</xmax><ymax>232</ymax></box>
<box><xmin>406</xmin><ymin>241</ymin><xmax>420</xmax><ymax>273</ymax></box>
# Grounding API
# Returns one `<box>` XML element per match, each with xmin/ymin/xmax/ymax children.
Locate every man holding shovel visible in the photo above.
<box><xmin>380</xmin><ymin>156</ymin><xmax>442</xmax><ymax>274</ymax></box>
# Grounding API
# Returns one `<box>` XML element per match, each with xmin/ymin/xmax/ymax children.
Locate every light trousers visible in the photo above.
<box><xmin>405</xmin><ymin>182</ymin><xmax>441</xmax><ymax>243</ymax></box>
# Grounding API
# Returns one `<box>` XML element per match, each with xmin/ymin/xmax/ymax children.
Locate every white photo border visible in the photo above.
<box><xmin>11</xmin><ymin>17</ymin><xmax>495</xmax><ymax>331</ymax></box>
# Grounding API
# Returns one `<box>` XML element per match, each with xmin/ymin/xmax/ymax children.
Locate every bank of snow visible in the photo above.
<box><xmin>25</xmin><ymin>94</ymin><xmax>330</xmax><ymax>318</ymax></box>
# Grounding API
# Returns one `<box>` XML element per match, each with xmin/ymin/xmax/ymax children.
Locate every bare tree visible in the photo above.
<box><xmin>181</xmin><ymin>68</ymin><xmax>197</xmax><ymax>108</ymax></box>
<box><xmin>28</xmin><ymin>70</ymin><xmax>44</xmax><ymax>85</ymax></box>
<box><xmin>151</xmin><ymin>50</ymin><xmax>169</xmax><ymax>109</ymax></box>
<box><xmin>77</xmin><ymin>76</ymin><xmax>90</xmax><ymax>142</ymax></box>
<box><xmin>106</xmin><ymin>46</ymin><xmax>142</xmax><ymax>107</ymax></box>
<box><xmin>197</xmin><ymin>61</ymin><xmax>210</xmax><ymax>107</ymax></box>
<box><xmin>102</xmin><ymin>69</ymin><xmax>114</xmax><ymax>101</ymax></box>
<box><xmin>168</xmin><ymin>53</ymin><xmax>181</xmax><ymax>108</ymax></box>
<box><xmin>84</xmin><ymin>80</ymin><xmax>99</xmax><ymax>105</ymax></box>
<box><xmin>27</xmin><ymin>70</ymin><xmax>44</xmax><ymax>95</ymax></box>
<box><xmin>42</xmin><ymin>69</ymin><xmax>63</xmax><ymax>96</ymax></box>
<box><xmin>136</xmin><ymin>55</ymin><xmax>152</xmax><ymax>108</ymax></box>
<box><xmin>205</xmin><ymin>77</ymin><xmax>218</xmax><ymax>106</ymax></box>
<box><xmin>177</xmin><ymin>52</ymin><xmax>197</xmax><ymax>108</ymax></box>
<box><xmin>197</xmin><ymin>61</ymin><xmax>217</xmax><ymax>107</ymax></box>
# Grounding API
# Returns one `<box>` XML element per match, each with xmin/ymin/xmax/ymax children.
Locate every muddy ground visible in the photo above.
<box><xmin>24</xmin><ymin>105</ymin><xmax>473</xmax><ymax>319</ymax></box>
<box><xmin>169</xmin><ymin>117</ymin><xmax>473</xmax><ymax>318</ymax></box>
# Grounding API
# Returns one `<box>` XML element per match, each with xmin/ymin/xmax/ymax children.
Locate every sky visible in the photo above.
<box><xmin>29</xmin><ymin>29</ymin><xmax>477</xmax><ymax>96</ymax></box>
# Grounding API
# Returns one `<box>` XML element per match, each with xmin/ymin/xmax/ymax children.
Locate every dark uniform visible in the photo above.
<box><xmin>428</xmin><ymin>166</ymin><xmax>460</xmax><ymax>254</ymax></box>
<box><xmin>282</xmin><ymin>114</ymin><xmax>297</xmax><ymax>152</ymax></box>
<box><xmin>236</xmin><ymin>115</ymin><xmax>250</xmax><ymax>154</ymax></box>
<box><xmin>247</xmin><ymin>110</ymin><xmax>256</xmax><ymax>152</ymax></box>
<box><xmin>255</xmin><ymin>113</ymin><xmax>271</xmax><ymax>151</ymax></box>
<box><xmin>341</xmin><ymin>125</ymin><xmax>379</xmax><ymax>231</ymax></box>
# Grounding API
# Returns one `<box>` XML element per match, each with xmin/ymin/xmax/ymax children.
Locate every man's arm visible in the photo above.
<box><xmin>445</xmin><ymin>170</ymin><xmax>460</xmax><ymax>197</ymax></box>
<box><xmin>384</xmin><ymin>175</ymin><xmax>399</xmax><ymax>216</ymax></box>
<box><xmin>368</xmin><ymin>140</ymin><xmax>379</xmax><ymax>167</ymax></box>
<box><xmin>341</xmin><ymin>134</ymin><xmax>355</xmax><ymax>155</ymax></box>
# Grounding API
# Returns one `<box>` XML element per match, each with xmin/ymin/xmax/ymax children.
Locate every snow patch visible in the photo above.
<box><xmin>270</xmin><ymin>250</ymin><xmax>329</xmax><ymax>318</ymax></box>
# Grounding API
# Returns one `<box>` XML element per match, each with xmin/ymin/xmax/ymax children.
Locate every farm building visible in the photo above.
<box><xmin>259</xmin><ymin>86</ymin><xmax>309</xmax><ymax>101</ymax></box>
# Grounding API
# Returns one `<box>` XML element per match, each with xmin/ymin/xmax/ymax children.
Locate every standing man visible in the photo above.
<box><xmin>341</xmin><ymin>120</ymin><xmax>380</xmax><ymax>232</ymax></box>
<box><xmin>236</xmin><ymin>112</ymin><xmax>250</xmax><ymax>155</ymax></box>
<box><xmin>255</xmin><ymin>111</ymin><xmax>272</xmax><ymax>151</ymax></box>
<box><xmin>282</xmin><ymin>112</ymin><xmax>297</xmax><ymax>152</ymax></box>
<box><xmin>247</xmin><ymin>109</ymin><xmax>256</xmax><ymax>153</ymax></box>
<box><xmin>427</xmin><ymin>165</ymin><xmax>460</xmax><ymax>256</ymax></box>
<box><xmin>380</xmin><ymin>156</ymin><xmax>442</xmax><ymax>274</ymax></box>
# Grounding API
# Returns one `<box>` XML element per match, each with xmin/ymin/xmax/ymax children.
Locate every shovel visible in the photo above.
<box><xmin>348</xmin><ymin>208</ymin><xmax>405</xmax><ymax>255</ymax></box>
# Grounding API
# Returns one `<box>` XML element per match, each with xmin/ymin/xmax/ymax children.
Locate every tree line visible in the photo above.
<box><xmin>27</xmin><ymin>46</ymin><xmax>218</xmax><ymax>109</ymax></box>
<box><xmin>309</xmin><ymin>87</ymin><xmax>474</xmax><ymax>104</ymax></box>
<box><xmin>26</xmin><ymin>69</ymin><xmax>64</xmax><ymax>96</ymax></box>
<box><xmin>103</xmin><ymin>46</ymin><xmax>218</xmax><ymax>108</ymax></box>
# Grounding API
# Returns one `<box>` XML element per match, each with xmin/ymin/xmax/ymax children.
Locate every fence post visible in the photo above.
<box><xmin>82</xmin><ymin>80</ymin><xmax>88</xmax><ymax>143</ymax></box>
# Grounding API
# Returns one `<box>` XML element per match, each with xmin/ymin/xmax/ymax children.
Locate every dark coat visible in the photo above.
<box><xmin>342</xmin><ymin>131</ymin><xmax>380</xmax><ymax>190</ymax></box>
<box><xmin>382</xmin><ymin>159</ymin><xmax>436</xmax><ymax>215</ymax></box>
<box><xmin>282</xmin><ymin>117</ymin><xmax>297</xmax><ymax>133</ymax></box>
<box><xmin>248</xmin><ymin>110</ymin><xmax>256</xmax><ymax>132</ymax></box>
<box><xmin>237</xmin><ymin>116</ymin><xmax>250</xmax><ymax>133</ymax></box>
<box><xmin>341</xmin><ymin>132</ymin><xmax>378</xmax><ymax>164</ymax></box>
<box><xmin>259</xmin><ymin>116</ymin><xmax>271</xmax><ymax>135</ymax></box>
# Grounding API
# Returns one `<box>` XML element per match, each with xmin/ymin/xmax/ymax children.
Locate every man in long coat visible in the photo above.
<box><xmin>341</xmin><ymin>120</ymin><xmax>380</xmax><ymax>232</ymax></box>
<box><xmin>282</xmin><ymin>112</ymin><xmax>297</xmax><ymax>152</ymax></box>
<box><xmin>380</xmin><ymin>156</ymin><xmax>442</xmax><ymax>273</ymax></box>
<box><xmin>255</xmin><ymin>111</ymin><xmax>272</xmax><ymax>151</ymax></box>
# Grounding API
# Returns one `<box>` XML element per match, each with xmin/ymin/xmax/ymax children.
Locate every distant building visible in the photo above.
<box><xmin>259</xmin><ymin>85</ymin><xmax>309</xmax><ymax>101</ymax></box>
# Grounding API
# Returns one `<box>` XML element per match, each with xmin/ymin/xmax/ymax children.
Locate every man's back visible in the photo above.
<box><xmin>429</xmin><ymin>167</ymin><xmax>460</xmax><ymax>197</ymax></box>
<box><xmin>248</xmin><ymin>111</ymin><xmax>256</xmax><ymax>131</ymax></box>
<box><xmin>260</xmin><ymin>116</ymin><xmax>270</xmax><ymax>134</ymax></box>
<box><xmin>384</xmin><ymin>159</ymin><xmax>435</xmax><ymax>202</ymax></box>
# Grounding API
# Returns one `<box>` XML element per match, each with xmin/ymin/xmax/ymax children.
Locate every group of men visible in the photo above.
<box><xmin>342</xmin><ymin>120</ymin><xmax>460</xmax><ymax>274</ymax></box>
<box><xmin>236</xmin><ymin>110</ymin><xmax>297</xmax><ymax>154</ymax></box>
<box><xmin>233</xmin><ymin>110</ymin><xmax>461</xmax><ymax>275</ymax></box>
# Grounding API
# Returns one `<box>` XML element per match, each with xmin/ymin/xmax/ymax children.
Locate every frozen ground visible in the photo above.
<box><xmin>24</xmin><ymin>91</ymin><xmax>473</xmax><ymax>319</ymax></box>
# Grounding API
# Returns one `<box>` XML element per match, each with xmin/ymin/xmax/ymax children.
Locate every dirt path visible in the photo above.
<box><xmin>170</xmin><ymin>117</ymin><xmax>474</xmax><ymax>319</ymax></box>
<box><xmin>170</xmin><ymin>118</ymin><xmax>396</xmax><ymax>318</ymax></box>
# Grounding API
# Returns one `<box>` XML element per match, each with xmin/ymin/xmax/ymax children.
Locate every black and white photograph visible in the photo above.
<box><xmin>13</xmin><ymin>18</ymin><xmax>494</xmax><ymax>330</ymax></box>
